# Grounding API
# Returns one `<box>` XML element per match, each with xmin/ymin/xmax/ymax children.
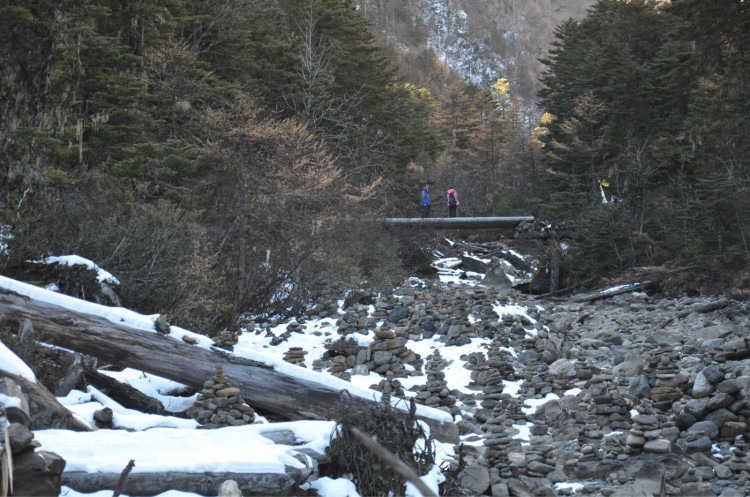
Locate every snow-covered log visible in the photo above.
<box><xmin>61</xmin><ymin>468</ymin><xmax>312</xmax><ymax>497</ymax></box>
<box><xmin>571</xmin><ymin>280</ymin><xmax>656</xmax><ymax>303</ymax></box>
<box><xmin>0</xmin><ymin>276</ymin><xmax>458</xmax><ymax>443</ymax></box>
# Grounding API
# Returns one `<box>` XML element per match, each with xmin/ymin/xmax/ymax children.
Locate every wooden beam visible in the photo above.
<box><xmin>343</xmin><ymin>216</ymin><xmax>534</xmax><ymax>230</ymax></box>
<box><xmin>0</xmin><ymin>277</ymin><xmax>458</xmax><ymax>443</ymax></box>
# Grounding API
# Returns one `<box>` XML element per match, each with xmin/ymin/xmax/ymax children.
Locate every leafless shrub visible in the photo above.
<box><xmin>325</xmin><ymin>397</ymin><xmax>436</xmax><ymax>497</ymax></box>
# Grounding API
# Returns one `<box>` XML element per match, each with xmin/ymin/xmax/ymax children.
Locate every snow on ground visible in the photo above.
<box><xmin>2</xmin><ymin>252</ymin><xmax>590</xmax><ymax>497</ymax></box>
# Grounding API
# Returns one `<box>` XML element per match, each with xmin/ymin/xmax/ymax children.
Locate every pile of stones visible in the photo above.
<box><xmin>212</xmin><ymin>330</ymin><xmax>239</xmax><ymax>350</ymax></box>
<box><xmin>283</xmin><ymin>347</ymin><xmax>307</xmax><ymax>366</ymax></box>
<box><xmin>409</xmin><ymin>350</ymin><xmax>456</xmax><ymax>408</ymax></box>
<box><xmin>187</xmin><ymin>366</ymin><xmax>255</xmax><ymax>428</ymax></box>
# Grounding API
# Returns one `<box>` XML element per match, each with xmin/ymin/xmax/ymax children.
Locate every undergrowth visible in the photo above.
<box><xmin>325</xmin><ymin>394</ymin><xmax>436</xmax><ymax>496</ymax></box>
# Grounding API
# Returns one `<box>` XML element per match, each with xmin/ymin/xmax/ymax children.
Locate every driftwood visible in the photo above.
<box><xmin>1</xmin><ymin>412</ymin><xmax>12</xmax><ymax>497</ymax></box>
<box><xmin>571</xmin><ymin>280</ymin><xmax>656</xmax><ymax>304</ymax></box>
<box><xmin>62</xmin><ymin>467</ymin><xmax>312</xmax><ymax>497</ymax></box>
<box><xmin>113</xmin><ymin>460</ymin><xmax>135</xmax><ymax>497</ymax></box>
<box><xmin>54</xmin><ymin>353</ymin><xmax>84</xmax><ymax>397</ymax></box>
<box><xmin>0</xmin><ymin>371</ymin><xmax>91</xmax><ymax>432</ymax></box>
<box><xmin>82</xmin><ymin>369</ymin><xmax>168</xmax><ymax>416</ymax></box>
<box><xmin>0</xmin><ymin>277</ymin><xmax>458</xmax><ymax>443</ymax></box>
<box><xmin>676</xmin><ymin>298</ymin><xmax>730</xmax><ymax>319</ymax></box>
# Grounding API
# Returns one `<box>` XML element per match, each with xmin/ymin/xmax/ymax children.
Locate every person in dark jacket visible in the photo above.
<box><xmin>421</xmin><ymin>186</ymin><xmax>431</xmax><ymax>218</ymax></box>
<box><xmin>447</xmin><ymin>188</ymin><xmax>459</xmax><ymax>217</ymax></box>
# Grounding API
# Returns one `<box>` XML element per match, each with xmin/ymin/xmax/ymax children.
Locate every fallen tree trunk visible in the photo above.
<box><xmin>676</xmin><ymin>298</ymin><xmax>730</xmax><ymax>319</ymax></box>
<box><xmin>0</xmin><ymin>276</ymin><xmax>457</xmax><ymax>443</ymax></box>
<box><xmin>0</xmin><ymin>372</ymin><xmax>91</xmax><ymax>432</ymax></box>
<box><xmin>62</xmin><ymin>468</ymin><xmax>311</xmax><ymax>497</ymax></box>
<box><xmin>571</xmin><ymin>280</ymin><xmax>656</xmax><ymax>304</ymax></box>
<box><xmin>82</xmin><ymin>369</ymin><xmax>169</xmax><ymax>417</ymax></box>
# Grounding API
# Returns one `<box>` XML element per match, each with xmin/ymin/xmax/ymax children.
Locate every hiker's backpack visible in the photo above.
<box><xmin>449</xmin><ymin>193</ymin><xmax>457</xmax><ymax>206</ymax></box>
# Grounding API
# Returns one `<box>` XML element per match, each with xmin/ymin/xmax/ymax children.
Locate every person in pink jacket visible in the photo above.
<box><xmin>447</xmin><ymin>188</ymin><xmax>459</xmax><ymax>217</ymax></box>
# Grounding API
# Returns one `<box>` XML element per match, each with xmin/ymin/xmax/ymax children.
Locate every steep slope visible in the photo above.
<box><xmin>359</xmin><ymin>0</ymin><xmax>596</xmax><ymax>107</ymax></box>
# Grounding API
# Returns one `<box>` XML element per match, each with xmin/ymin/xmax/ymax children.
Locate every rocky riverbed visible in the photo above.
<box><xmin>4</xmin><ymin>239</ymin><xmax>750</xmax><ymax>497</ymax></box>
<box><xmin>291</xmin><ymin>242</ymin><xmax>750</xmax><ymax>497</ymax></box>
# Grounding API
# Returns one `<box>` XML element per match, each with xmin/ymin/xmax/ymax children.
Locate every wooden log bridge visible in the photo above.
<box><xmin>348</xmin><ymin>216</ymin><xmax>534</xmax><ymax>230</ymax></box>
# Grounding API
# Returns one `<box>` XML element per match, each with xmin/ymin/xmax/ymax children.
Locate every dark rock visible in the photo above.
<box><xmin>12</xmin><ymin>449</ymin><xmax>66</xmax><ymax>497</ymax></box>
<box><xmin>705</xmin><ymin>408</ymin><xmax>737</xmax><ymax>430</ymax></box>
<box><xmin>687</xmin><ymin>420</ymin><xmax>719</xmax><ymax>439</ymax></box>
<box><xmin>681</xmin><ymin>435</ymin><xmax>713</xmax><ymax>454</ymax></box>
<box><xmin>507</xmin><ymin>477</ymin><xmax>534</xmax><ymax>497</ymax></box>
<box><xmin>458</xmin><ymin>461</ymin><xmax>490</xmax><ymax>495</ymax></box>
<box><xmin>706</xmin><ymin>392</ymin><xmax>734</xmax><ymax>411</ymax></box>
<box><xmin>675</xmin><ymin>413</ymin><xmax>698</xmax><ymax>431</ymax></box>
<box><xmin>684</xmin><ymin>398</ymin><xmax>710</xmax><ymax>419</ymax></box>
<box><xmin>679</xmin><ymin>482</ymin><xmax>717</xmax><ymax>496</ymax></box>
<box><xmin>720</xmin><ymin>421</ymin><xmax>747</xmax><ymax>439</ymax></box>
<box><xmin>576</xmin><ymin>459</ymin><xmax>627</xmax><ymax>479</ymax></box>
<box><xmin>635</xmin><ymin>460</ymin><xmax>665</xmax><ymax>497</ymax></box>
<box><xmin>629</xmin><ymin>376</ymin><xmax>651</xmax><ymax>398</ymax></box>
<box><xmin>8</xmin><ymin>422</ymin><xmax>34</xmax><ymax>453</ymax></box>
<box><xmin>702</xmin><ymin>365</ymin><xmax>725</xmax><ymax>385</ymax></box>
<box><xmin>387</xmin><ymin>306</ymin><xmax>410</xmax><ymax>323</ymax></box>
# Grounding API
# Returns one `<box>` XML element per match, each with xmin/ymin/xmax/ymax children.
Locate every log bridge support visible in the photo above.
<box><xmin>344</xmin><ymin>216</ymin><xmax>534</xmax><ymax>230</ymax></box>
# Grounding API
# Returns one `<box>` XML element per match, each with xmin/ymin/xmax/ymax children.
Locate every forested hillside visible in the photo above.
<box><xmin>1</xmin><ymin>0</ymin><xmax>747</xmax><ymax>333</ymax></box>
<box><xmin>359</xmin><ymin>0</ymin><xmax>596</xmax><ymax>108</ymax></box>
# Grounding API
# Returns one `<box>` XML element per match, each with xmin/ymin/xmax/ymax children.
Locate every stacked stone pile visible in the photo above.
<box><xmin>625</xmin><ymin>413</ymin><xmax>662</xmax><ymax>454</ymax></box>
<box><xmin>267</xmin><ymin>320</ymin><xmax>307</xmax><ymax>346</ymax></box>
<box><xmin>369</xmin><ymin>372</ymin><xmax>405</xmax><ymax>398</ymax></box>
<box><xmin>324</xmin><ymin>337</ymin><xmax>365</xmax><ymax>378</ymax></box>
<box><xmin>212</xmin><ymin>329</ymin><xmax>239</xmax><ymax>350</ymax></box>
<box><xmin>475</xmin><ymin>364</ymin><xmax>506</xmax><ymax>423</ymax></box>
<box><xmin>337</xmin><ymin>304</ymin><xmax>374</xmax><ymax>337</ymax></box>
<box><xmin>480</xmin><ymin>399</ymin><xmax>523</xmax><ymax>480</ymax></box>
<box><xmin>188</xmin><ymin>366</ymin><xmax>255</xmax><ymax>428</ymax></box>
<box><xmin>307</xmin><ymin>299</ymin><xmax>340</xmax><ymax>319</ymax></box>
<box><xmin>283</xmin><ymin>346</ymin><xmax>307</xmax><ymax>366</ymax></box>
<box><xmin>521</xmin><ymin>415</ymin><xmax>558</xmax><ymax>480</ymax></box>
<box><xmin>645</xmin><ymin>350</ymin><xmax>685</xmax><ymax>410</ymax></box>
<box><xmin>371</xmin><ymin>295</ymin><xmax>391</xmax><ymax>322</ymax></box>
<box><xmin>410</xmin><ymin>350</ymin><xmax>455</xmax><ymax>408</ymax></box>
<box><xmin>0</xmin><ymin>405</ymin><xmax>64</xmax><ymax>497</ymax></box>
<box><xmin>365</xmin><ymin>323</ymin><xmax>421</xmax><ymax>377</ymax></box>
<box><xmin>676</xmin><ymin>361</ymin><xmax>750</xmax><ymax>446</ymax></box>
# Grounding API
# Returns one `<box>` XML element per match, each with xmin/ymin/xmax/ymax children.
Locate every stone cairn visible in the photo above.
<box><xmin>481</xmin><ymin>397</ymin><xmax>522</xmax><ymax>480</ymax></box>
<box><xmin>625</xmin><ymin>413</ymin><xmax>662</xmax><ymax>454</ymax></box>
<box><xmin>521</xmin><ymin>414</ymin><xmax>558</xmax><ymax>480</ymax></box>
<box><xmin>306</xmin><ymin>299</ymin><xmax>340</xmax><ymax>319</ymax></box>
<box><xmin>337</xmin><ymin>304</ymin><xmax>375</xmax><ymax>338</ymax></box>
<box><xmin>283</xmin><ymin>346</ymin><xmax>308</xmax><ymax>367</ymax></box>
<box><xmin>367</xmin><ymin>322</ymin><xmax>422</xmax><ymax>377</ymax></box>
<box><xmin>2</xmin><ymin>417</ymin><xmax>65</xmax><ymax>496</ymax></box>
<box><xmin>410</xmin><ymin>349</ymin><xmax>455</xmax><ymax>408</ymax></box>
<box><xmin>188</xmin><ymin>366</ymin><xmax>255</xmax><ymax>428</ymax></box>
<box><xmin>645</xmin><ymin>349</ymin><xmax>684</xmax><ymax>411</ymax></box>
<box><xmin>269</xmin><ymin>320</ymin><xmax>306</xmax><ymax>346</ymax></box>
<box><xmin>212</xmin><ymin>329</ymin><xmax>239</xmax><ymax>350</ymax></box>
<box><xmin>475</xmin><ymin>358</ymin><xmax>506</xmax><ymax>424</ymax></box>
<box><xmin>370</xmin><ymin>371</ymin><xmax>406</xmax><ymax>398</ymax></box>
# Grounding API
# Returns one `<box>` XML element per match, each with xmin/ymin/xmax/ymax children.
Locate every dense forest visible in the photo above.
<box><xmin>1</xmin><ymin>0</ymin><xmax>747</xmax><ymax>332</ymax></box>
